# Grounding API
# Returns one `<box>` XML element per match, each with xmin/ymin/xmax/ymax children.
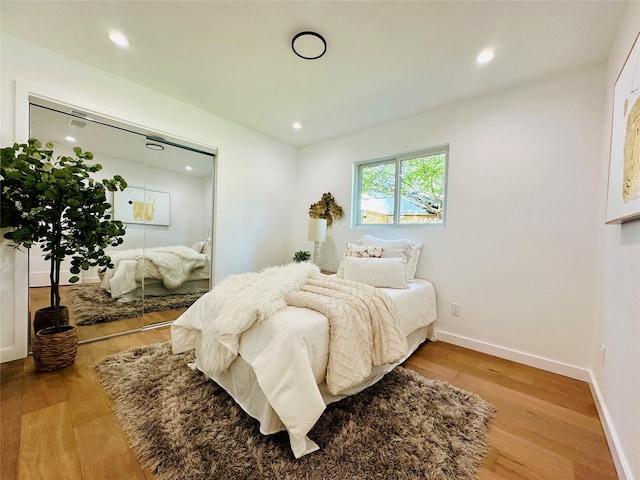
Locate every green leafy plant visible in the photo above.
<box><xmin>1</xmin><ymin>138</ymin><xmax>128</xmax><ymax>331</ymax></box>
<box><xmin>293</xmin><ymin>250</ymin><xmax>311</xmax><ymax>263</ymax></box>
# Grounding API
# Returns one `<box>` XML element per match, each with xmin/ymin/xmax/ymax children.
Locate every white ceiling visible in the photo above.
<box><xmin>0</xmin><ymin>1</ymin><xmax>628</xmax><ymax>148</ymax></box>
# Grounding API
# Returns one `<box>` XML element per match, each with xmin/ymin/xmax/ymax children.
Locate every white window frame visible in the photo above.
<box><xmin>352</xmin><ymin>145</ymin><xmax>449</xmax><ymax>228</ymax></box>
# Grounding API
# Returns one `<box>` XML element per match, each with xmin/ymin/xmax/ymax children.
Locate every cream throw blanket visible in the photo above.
<box><xmin>132</xmin><ymin>246</ymin><xmax>207</xmax><ymax>289</ymax></box>
<box><xmin>101</xmin><ymin>246</ymin><xmax>207</xmax><ymax>295</ymax></box>
<box><xmin>172</xmin><ymin>263</ymin><xmax>408</xmax><ymax>395</ymax></box>
<box><xmin>287</xmin><ymin>275</ymin><xmax>407</xmax><ymax>394</ymax></box>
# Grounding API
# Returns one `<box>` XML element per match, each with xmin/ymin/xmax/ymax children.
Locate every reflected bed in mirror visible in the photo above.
<box><xmin>28</xmin><ymin>99</ymin><xmax>216</xmax><ymax>346</ymax></box>
<box><xmin>99</xmin><ymin>242</ymin><xmax>212</xmax><ymax>303</ymax></box>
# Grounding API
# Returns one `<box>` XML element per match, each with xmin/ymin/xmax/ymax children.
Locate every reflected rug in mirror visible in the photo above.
<box><xmin>96</xmin><ymin>342</ymin><xmax>495</xmax><ymax>480</ymax></box>
<box><xmin>67</xmin><ymin>284</ymin><xmax>207</xmax><ymax>325</ymax></box>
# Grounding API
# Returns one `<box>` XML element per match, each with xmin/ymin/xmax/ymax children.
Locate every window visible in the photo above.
<box><xmin>354</xmin><ymin>146</ymin><xmax>448</xmax><ymax>226</ymax></box>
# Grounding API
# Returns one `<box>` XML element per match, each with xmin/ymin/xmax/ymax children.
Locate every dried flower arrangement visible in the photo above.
<box><xmin>309</xmin><ymin>192</ymin><xmax>343</xmax><ymax>226</ymax></box>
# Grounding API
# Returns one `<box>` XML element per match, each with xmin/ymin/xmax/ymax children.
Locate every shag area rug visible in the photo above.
<box><xmin>96</xmin><ymin>342</ymin><xmax>495</xmax><ymax>480</ymax></box>
<box><xmin>67</xmin><ymin>284</ymin><xmax>207</xmax><ymax>325</ymax></box>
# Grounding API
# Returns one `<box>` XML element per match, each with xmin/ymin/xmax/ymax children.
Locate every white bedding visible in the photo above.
<box><xmin>171</xmin><ymin>276</ymin><xmax>437</xmax><ymax>458</ymax></box>
<box><xmin>99</xmin><ymin>246</ymin><xmax>210</xmax><ymax>300</ymax></box>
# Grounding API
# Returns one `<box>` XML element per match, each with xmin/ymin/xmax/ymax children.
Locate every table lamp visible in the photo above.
<box><xmin>307</xmin><ymin>217</ymin><xmax>327</xmax><ymax>265</ymax></box>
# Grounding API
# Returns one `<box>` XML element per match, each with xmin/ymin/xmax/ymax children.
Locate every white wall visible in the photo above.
<box><xmin>102</xmin><ymin>157</ymin><xmax>211</xmax><ymax>250</ymax></box>
<box><xmin>0</xmin><ymin>33</ymin><xmax>298</xmax><ymax>362</ymax></box>
<box><xmin>593</xmin><ymin>3</ymin><xmax>640</xmax><ymax>478</ymax></box>
<box><xmin>298</xmin><ymin>65</ymin><xmax>605</xmax><ymax>376</ymax></box>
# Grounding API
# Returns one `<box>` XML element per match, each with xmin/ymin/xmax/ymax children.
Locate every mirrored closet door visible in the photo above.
<box><xmin>138</xmin><ymin>138</ymin><xmax>214</xmax><ymax>329</ymax></box>
<box><xmin>28</xmin><ymin>100</ymin><xmax>215</xmax><ymax>346</ymax></box>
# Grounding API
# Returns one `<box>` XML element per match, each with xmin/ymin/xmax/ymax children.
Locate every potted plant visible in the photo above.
<box><xmin>293</xmin><ymin>250</ymin><xmax>311</xmax><ymax>263</ymax></box>
<box><xmin>1</xmin><ymin>138</ymin><xmax>127</xmax><ymax>372</ymax></box>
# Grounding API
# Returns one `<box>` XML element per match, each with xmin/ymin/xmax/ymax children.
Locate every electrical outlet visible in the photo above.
<box><xmin>451</xmin><ymin>302</ymin><xmax>461</xmax><ymax>316</ymax></box>
<box><xmin>600</xmin><ymin>345</ymin><xmax>606</xmax><ymax>365</ymax></box>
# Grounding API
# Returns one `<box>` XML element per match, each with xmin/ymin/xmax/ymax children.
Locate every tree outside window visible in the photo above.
<box><xmin>356</xmin><ymin>146</ymin><xmax>448</xmax><ymax>226</ymax></box>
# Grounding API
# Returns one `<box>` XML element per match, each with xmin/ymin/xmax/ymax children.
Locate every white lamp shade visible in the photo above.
<box><xmin>307</xmin><ymin>217</ymin><xmax>327</xmax><ymax>242</ymax></box>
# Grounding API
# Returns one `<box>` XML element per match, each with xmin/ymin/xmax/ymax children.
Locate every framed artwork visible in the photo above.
<box><xmin>113</xmin><ymin>186</ymin><xmax>171</xmax><ymax>226</ymax></box>
<box><xmin>606</xmin><ymin>31</ymin><xmax>640</xmax><ymax>224</ymax></box>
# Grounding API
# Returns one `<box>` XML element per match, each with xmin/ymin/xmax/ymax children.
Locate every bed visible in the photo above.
<box><xmin>99</xmin><ymin>243</ymin><xmax>211</xmax><ymax>302</ymax></box>
<box><xmin>171</xmin><ymin>237</ymin><xmax>437</xmax><ymax>458</ymax></box>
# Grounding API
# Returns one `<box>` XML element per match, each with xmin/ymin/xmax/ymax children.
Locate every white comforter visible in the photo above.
<box><xmin>171</xmin><ymin>265</ymin><xmax>437</xmax><ymax>458</ymax></box>
<box><xmin>100</xmin><ymin>246</ymin><xmax>208</xmax><ymax>298</ymax></box>
<box><xmin>172</xmin><ymin>263</ymin><xmax>408</xmax><ymax>395</ymax></box>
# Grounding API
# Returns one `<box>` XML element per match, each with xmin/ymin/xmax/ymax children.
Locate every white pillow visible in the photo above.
<box><xmin>336</xmin><ymin>242</ymin><xmax>384</xmax><ymax>278</ymax></box>
<box><xmin>191</xmin><ymin>241</ymin><xmax>205</xmax><ymax>253</ymax></box>
<box><xmin>202</xmin><ymin>237</ymin><xmax>212</xmax><ymax>255</ymax></box>
<box><xmin>358</xmin><ymin>235</ymin><xmax>422</xmax><ymax>280</ymax></box>
<box><xmin>342</xmin><ymin>257</ymin><xmax>408</xmax><ymax>289</ymax></box>
<box><xmin>191</xmin><ymin>238</ymin><xmax>212</xmax><ymax>255</ymax></box>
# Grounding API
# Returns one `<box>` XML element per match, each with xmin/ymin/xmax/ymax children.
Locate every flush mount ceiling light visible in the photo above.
<box><xmin>292</xmin><ymin>31</ymin><xmax>327</xmax><ymax>60</ymax></box>
<box><xmin>145</xmin><ymin>142</ymin><xmax>164</xmax><ymax>151</ymax></box>
<box><xmin>292</xmin><ymin>121</ymin><xmax>302</xmax><ymax>130</ymax></box>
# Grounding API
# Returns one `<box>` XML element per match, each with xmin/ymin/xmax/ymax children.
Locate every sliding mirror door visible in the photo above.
<box><xmin>27</xmin><ymin>100</ymin><xmax>215</xmax><ymax>346</ymax></box>
<box><xmin>137</xmin><ymin>138</ymin><xmax>214</xmax><ymax>327</ymax></box>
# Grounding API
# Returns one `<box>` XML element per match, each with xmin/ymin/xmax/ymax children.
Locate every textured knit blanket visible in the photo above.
<box><xmin>287</xmin><ymin>275</ymin><xmax>407</xmax><ymax>394</ymax></box>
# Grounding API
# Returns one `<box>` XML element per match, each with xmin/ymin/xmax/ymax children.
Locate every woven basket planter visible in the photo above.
<box><xmin>33</xmin><ymin>325</ymin><xmax>78</xmax><ymax>373</ymax></box>
<box><xmin>33</xmin><ymin>306</ymin><xmax>70</xmax><ymax>333</ymax></box>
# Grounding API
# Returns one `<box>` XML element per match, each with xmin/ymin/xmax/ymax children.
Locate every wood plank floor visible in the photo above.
<box><xmin>403</xmin><ymin>342</ymin><xmax>617</xmax><ymax>479</ymax></box>
<box><xmin>1</xmin><ymin>331</ymin><xmax>617</xmax><ymax>479</ymax></box>
<box><xmin>28</xmin><ymin>286</ymin><xmax>186</xmax><ymax>344</ymax></box>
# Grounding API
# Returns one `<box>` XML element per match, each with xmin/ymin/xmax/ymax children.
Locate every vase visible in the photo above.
<box><xmin>32</xmin><ymin>325</ymin><xmax>78</xmax><ymax>373</ymax></box>
<box><xmin>33</xmin><ymin>306</ymin><xmax>70</xmax><ymax>333</ymax></box>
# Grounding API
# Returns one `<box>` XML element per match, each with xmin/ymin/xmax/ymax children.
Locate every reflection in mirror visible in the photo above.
<box><xmin>27</xmin><ymin>101</ymin><xmax>215</xmax><ymax>347</ymax></box>
<box><xmin>139</xmin><ymin>138</ymin><xmax>214</xmax><ymax>327</ymax></box>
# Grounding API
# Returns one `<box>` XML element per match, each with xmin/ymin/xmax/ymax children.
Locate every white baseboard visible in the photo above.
<box><xmin>436</xmin><ymin>330</ymin><xmax>632</xmax><ymax>480</ymax></box>
<box><xmin>0</xmin><ymin>344</ymin><xmax>27</xmax><ymax>364</ymax></box>
<box><xmin>29</xmin><ymin>270</ymin><xmax>73</xmax><ymax>287</ymax></box>
<box><xmin>29</xmin><ymin>271</ymin><xmax>54</xmax><ymax>287</ymax></box>
<box><xmin>588</xmin><ymin>372</ymin><xmax>634</xmax><ymax>480</ymax></box>
<box><xmin>436</xmin><ymin>330</ymin><xmax>590</xmax><ymax>381</ymax></box>
<box><xmin>29</xmin><ymin>272</ymin><xmax>100</xmax><ymax>287</ymax></box>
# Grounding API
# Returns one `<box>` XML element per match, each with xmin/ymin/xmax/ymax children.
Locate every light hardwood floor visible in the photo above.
<box><xmin>1</xmin><ymin>330</ymin><xmax>617</xmax><ymax>479</ymax></box>
<box><xmin>28</xmin><ymin>285</ymin><xmax>187</xmax><ymax>343</ymax></box>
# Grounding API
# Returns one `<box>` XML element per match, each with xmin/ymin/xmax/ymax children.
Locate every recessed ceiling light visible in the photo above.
<box><xmin>292</xmin><ymin>121</ymin><xmax>302</xmax><ymax>130</ymax></box>
<box><xmin>185</xmin><ymin>166</ymin><xmax>193</xmax><ymax>171</ymax></box>
<box><xmin>64</xmin><ymin>136</ymin><xmax>76</xmax><ymax>143</ymax></box>
<box><xmin>109</xmin><ymin>31</ymin><xmax>130</xmax><ymax>48</ymax></box>
<box><xmin>476</xmin><ymin>49</ymin><xmax>495</xmax><ymax>65</ymax></box>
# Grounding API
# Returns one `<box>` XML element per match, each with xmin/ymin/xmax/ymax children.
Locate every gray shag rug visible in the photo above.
<box><xmin>67</xmin><ymin>284</ymin><xmax>207</xmax><ymax>325</ymax></box>
<box><xmin>96</xmin><ymin>342</ymin><xmax>495</xmax><ymax>480</ymax></box>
